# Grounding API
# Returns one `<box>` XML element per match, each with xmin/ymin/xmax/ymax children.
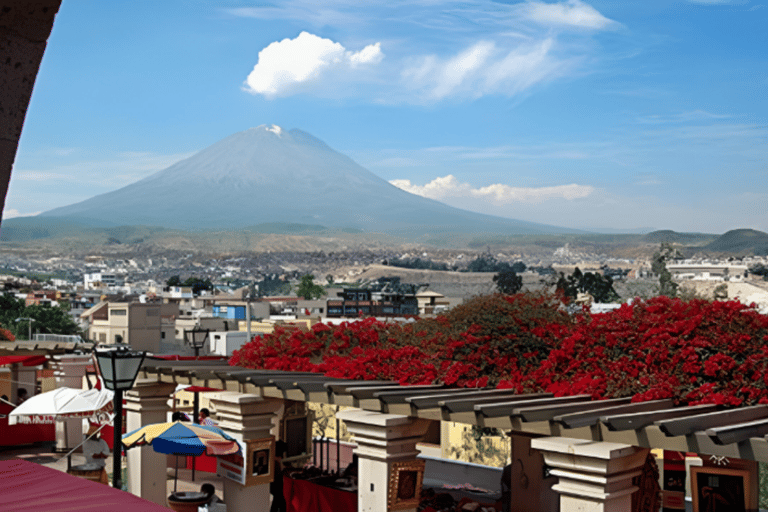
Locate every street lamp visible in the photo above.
<box><xmin>93</xmin><ymin>344</ymin><xmax>146</xmax><ymax>489</ymax></box>
<box><xmin>14</xmin><ymin>317</ymin><xmax>36</xmax><ymax>341</ymax></box>
<box><xmin>184</xmin><ymin>326</ymin><xmax>209</xmax><ymax>357</ymax></box>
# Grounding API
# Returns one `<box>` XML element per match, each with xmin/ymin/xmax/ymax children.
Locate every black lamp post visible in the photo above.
<box><xmin>184</xmin><ymin>326</ymin><xmax>209</xmax><ymax>357</ymax></box>
<box><xmin>94</xmin><ymin>344</ymin><xmax>146</xmax><ymax>489</ymax></box>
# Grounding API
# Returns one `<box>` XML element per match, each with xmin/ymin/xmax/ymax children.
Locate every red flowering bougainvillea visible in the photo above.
<box><xmin>0</xmin><ymin>327</ymin><xmax>15</xmax><ymax>341</ymax></box>
<box><xmin>230</xmin><ymin>294</ymin><xmax>768</xmax><ymax>406</ymax></box>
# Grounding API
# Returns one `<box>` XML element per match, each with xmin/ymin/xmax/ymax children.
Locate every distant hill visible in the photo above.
<box><xmin>703</xmin><ymin>229</ymin><xmax>768</xmax><ymax>255</ymax></box>
<box><xmin>33</xmin><ymin>125</ymin><xmax>579</xmax><ymax>238</ymax></box>
<box><xmin>642</xmin><ymin>230</ymin><xmax>717</xmax><ymax>245</ymax></box>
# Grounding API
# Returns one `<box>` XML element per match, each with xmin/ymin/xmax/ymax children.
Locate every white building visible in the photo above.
<box><xmin>83</xmin><ymin>272</ymin><xmax>120</xmax><ymax>290</ymax></box>
<box><xmin>667</xmin><ymin>262</ymin><xmax>748</xmax><ymax>281</ymax></box>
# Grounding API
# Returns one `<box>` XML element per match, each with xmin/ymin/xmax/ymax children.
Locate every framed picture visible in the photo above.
<box><xmin>388</xmin><ymin>460</ymin><xmax>425</xmax><ymax>511</ymax></box>
<box><xmin>690</xmin><ymin>466</ymin><xmax>757</xmax><ymax>512</ymax></box>
<box><xmin>281</xmin><ymin>402</ymin><xmax>313</xmax><ymax>465</ymax></box>
<box><xmin>217</xmin><ymin>437</ymin><xmax>276</xmax><ymax>487</ymax></box>
<box><xmin>245</xmin><ymin>438</ymin><xmax>275</xmax><ymax>486</ymax></box>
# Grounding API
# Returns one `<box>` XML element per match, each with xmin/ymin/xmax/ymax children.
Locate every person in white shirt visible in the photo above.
<box><xmin>83</xmin><ymin>424</ymin><xmax>110</xmax><ymax>484</ymax></box>
<box><xmin>201</xmin><ymin>483</ymin><xmax>224</xmax><ymax>505</ymax></box>
<box><xmin>199</xmin><ymin>408</ymin><xmax>216</xmax><ymax>426</ymax></box>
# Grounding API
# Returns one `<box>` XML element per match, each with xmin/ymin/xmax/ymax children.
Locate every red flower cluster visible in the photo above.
<box><xmin>229</xmin><ymin>294</ymin><xmax>768</xmax><ymax>406</ymax></box>
<box><xmin>0</xmin><ymin>327</ymin><xmax>15</xmax><ymax>341</ymax></box>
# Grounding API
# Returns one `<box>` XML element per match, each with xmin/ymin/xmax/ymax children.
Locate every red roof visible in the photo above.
<box><xmin>148</xmin><ymin>355</ymin><xmax>226</xmax><ymax>361</ymax></box>
<box><xmin>0</xmin><ymin>459</ymin><xmax>171</xmax><ymax>511</ymax></box>
<box><xmin>175</xmin><ymin>386</ymin><xmax>222</xmax><ymax>393</ymax></box>
<box><xmin>0</xmin><ymin>355</ymin><xmax>47</xmax><ymax>367</ymax></box>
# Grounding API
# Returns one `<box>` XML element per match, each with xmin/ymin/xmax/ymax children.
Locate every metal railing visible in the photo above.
<box><xmin>33</xmin><ymin>334</ymin><xmax>85</xmax><ymax>344</ymax></box>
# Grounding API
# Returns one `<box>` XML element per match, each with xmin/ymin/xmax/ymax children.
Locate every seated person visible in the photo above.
<box><xmin>83</xmin><ymin>425</ymin><xmax>110</xmax><ymax>484</ymax></box>
<box><xmin>172</xmin><ymin>411</ymin><xmax>191</xmax><ymax>422</ymax></box>
<box><xmin>199</xmin><ymin>408</ymin><xmax>216</xmax><ymax>426</ymax></box>
<box><xmin>200</xmin><ymin>483</ymin><xmax>224</xmax><ymax>506</ymax></box>
<box><xmin>342</xmin><ymin>454</ymin><xmax>358</xmax><ymax>486</ymax></box>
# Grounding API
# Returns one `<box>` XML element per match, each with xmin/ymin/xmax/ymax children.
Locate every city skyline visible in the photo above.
<box><xmin>5</xmin><ymin>0</ymin><xmax>767</xmax><ymax>233</ymax></box>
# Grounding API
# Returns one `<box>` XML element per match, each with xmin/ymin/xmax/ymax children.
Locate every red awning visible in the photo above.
<box><xmin>0</xmin><ymin>355</ymin><xmax>47</xmax><ymax>367</ymax></box>
<box><xmin>176</xmin><ymin>386</ymin><xmax>222</xmax><ymax>393</ymax></box>
<box><xmin>0</xmin><ymin>459</ymin><xmax>172</xmax><ymax>511</ymax></box>
<box><xmin>149</xmin><ymin>355</ymin><xmax>227</xmax><ymax>361</ymax></box>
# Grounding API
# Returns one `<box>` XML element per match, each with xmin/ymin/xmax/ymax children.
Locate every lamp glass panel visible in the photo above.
<box><xmin>188</xmin><ymin>330</ymin><xmax>208</xmax><ymax>347</ymax></box>
<box><xmin>113</xmin><ymin>356</ymin><xmax>144</xmax><ymax>390</ymax></box>
<box><xmin>96</xmin><ymin>353</ymin><xmax>115</xmax><ymax>385</ymax></box>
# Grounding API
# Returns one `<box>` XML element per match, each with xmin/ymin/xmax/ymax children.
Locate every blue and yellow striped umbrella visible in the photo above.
<box><xmin>122</xmin><ymin>421</ymin><xmax>239</xmax><ymax>456</ymax></box>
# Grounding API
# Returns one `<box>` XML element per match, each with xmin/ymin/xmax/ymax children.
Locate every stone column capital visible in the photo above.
<box><xmin>337</xmin><ymin>409</ymin><xmax>431</xmax><ymax>462</ymax></box>
<box><xmin>207</xmin><ymin>392</ymin><xmax>282</xmax><ymax>442</ymax></box>
<box><xmin>531</xmin><ymin>437</ymin><xmax>648</xmax><ymax>512</ymax></box>
<box><xmin>125</xmin><ymin>378</ymin><xmax>177</xmax><ymax>398</ymax></box>
<box><xmin>52</xmin><ymin>354</ymin><xmax>92</xmax><ymax>384</ymax></box>
<box><xmin>124</xmin><ymin>380</ymin><xmax>176</xmax><ymax>413</ymax></box>
<box><xmin>337</xmin><ymin>409</ymin><xmax>430</xmax><ymax>512</ymax></box>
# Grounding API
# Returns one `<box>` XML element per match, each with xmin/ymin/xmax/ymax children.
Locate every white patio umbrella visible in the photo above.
<box><xmin>8</xmin><ymin>387</ymin><xmax>114</xmax><ymax>425</ymax></box>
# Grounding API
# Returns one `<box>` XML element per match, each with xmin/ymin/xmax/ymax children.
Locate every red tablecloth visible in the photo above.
<box><xmin>0</xmin><ymin>403</ymin><xmax>55</xmax><ymax>446</ymax></box>
<box><xmin>284</xmin><ymin>476</ymin><xmax>356</xmax><ymax>512</ymax></box>
<box><xmin>186</xmin><ymin>453</ymin><xmax>218</xmax><ymax>473</ymax></box>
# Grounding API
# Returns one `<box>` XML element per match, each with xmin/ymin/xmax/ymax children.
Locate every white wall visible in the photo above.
<box><xmin>210</xmin><ymin>331</ymin><xmax>249</xmax><ymax>356</ymax></box>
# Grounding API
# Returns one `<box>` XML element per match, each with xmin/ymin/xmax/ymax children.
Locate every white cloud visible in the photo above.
<box><xmin>13</xmin><ymin>151</ymin><xmax>194</xmax><ymax>188</ymax></box>
<box><xmin>15</xmin><ymin>171</ymin><xmax>65</xmax><ymax>182</ymax></box>
<box><xmin>1</xmin><ymin>209</ymin><xmax>41</xmax><ymax>219</ymax></box>
<box><xmin>52</xmin><ymin>147</ymin><xmax>77</xmax><ymax>157</ymax></box>
<box><xmin>225</xmin><ymin>4</ymin><xmax>361</xmax><ymax>27</ymax></box>
<box><xmin>235</xmin><ymin>1</ymin><xmax>609</xmax><ymax>102</ymax></box>
<box><xmin>243</xmin><ymin>32</ymin><xmax>383</xmax><ymax>98</ymax></box>
<box><xmin>518</xmin><ymin>0</ymin><xmax>617</xmax><ymax>30</ymax></box>
<box><xmin>390</xmin><ymin>175</ymin><xmax>594</xmax><ymax>203</ymax></box>
<box><xmin>402</xmin><ymin>38</ymin><xmax>570</xmax><ymax>102</ymax></box>
<box><xmin>688</xmin><ymin>0</ymin><xmax>745</xmax><ymax>4</ymax></box>
<box><xmin>638</xmin><ymin>110</ymin><xmax>731</xmax><ymax>124</ymax></box>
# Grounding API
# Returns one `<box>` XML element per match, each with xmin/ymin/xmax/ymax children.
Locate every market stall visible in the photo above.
<box><xmin>0</xmin><ymin>355</ymin><xmax>55</xmax><ymax>446</ymax></box>
<box><xmin>0</xmin><ymin>400</ymin><xmax>55</xmax><ymax>446</ymax></box>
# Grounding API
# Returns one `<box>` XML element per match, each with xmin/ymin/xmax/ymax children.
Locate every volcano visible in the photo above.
<box><xmin>40</xmin><ymin>125</ymin><xmax>575</xmax><ymax>235</ymax></box>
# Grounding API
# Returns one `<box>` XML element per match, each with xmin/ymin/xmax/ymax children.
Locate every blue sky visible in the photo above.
<box><xmin>5</xmin><ymin>0</ymin><xmax>767</xmax><ymax>233</ymax></box>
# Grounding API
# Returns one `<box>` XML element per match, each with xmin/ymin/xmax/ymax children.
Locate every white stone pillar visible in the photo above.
<box><xmin>531</xmin><ymin>437</ymin><xmax>648</xmax><ymax>512</ymax></box>
<box><xmin>52</xmin><ymin>354</ymin><xmax>92</xmax><ymax>452</ymax></box>
<box><xmin>124</xmin><ymin>379</ymin><xmax>176</xmax><ymax>506</ymax></box>
<box><xmin>11</xmin><ymin>364</ymin><xmax>37</xmax><ymax>398</ymax></box>
<box><xmin>207</xmin><ymin>392</ymin><xmax>283</xmax><ymax>512</ymax></box>
<box><xmin>336</xmin><ymin>409</ymin><xmax>431</xmax><ymax>512</ymax></box>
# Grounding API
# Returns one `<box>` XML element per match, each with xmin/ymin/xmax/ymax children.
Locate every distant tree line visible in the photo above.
<box><xmin>750</xmin><ymin>264</ymin><xmax>768</xmax><ymax>281</ymax></box>
<box><xmin>166</xmin><ymin>275</ymin><xmax>214</xmax><ymax>295</ymax></box>
<box><xmin>555</xmin><ymin>267</ymin><xmax>620</xmax><ymax>304</ymax></box>
<box><xmin>255</xmin><ymin>276</ymin><xmax>292</xmax><ymax>297</ymax></box>
<box><xmin>386</xmin><ymin>258</ymin><xmax>450</xmax><ymax>271</ymax></box>
<box><xmin>602</xmin><ymin>266</ymin><xmax>630</xmax><ymax>280</ymax></box>
<box><xmin>296</xmin><ymin>275</ymin><xmax>325</xmax><ymax>300</ymax></box>
<box><xmin>463</xmin><ymin>255</ymin><xmax>526</xmax><ymax>274</ymax></box>
<box><xmin>0</xmin><ymin>294</ymin><xmax>80</xmax><ymax>339</ymax></box>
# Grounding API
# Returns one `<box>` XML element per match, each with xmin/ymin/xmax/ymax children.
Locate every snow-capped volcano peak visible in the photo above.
<box><xmin>247</xmin><ymin>124</ymin><xmax>283</xmax><ymax>136</ymax></box>
<box><xmin>39</xmin><ymin>126</ymin><xmax>572</xmax><ymax>235</ymax></box>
